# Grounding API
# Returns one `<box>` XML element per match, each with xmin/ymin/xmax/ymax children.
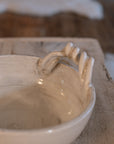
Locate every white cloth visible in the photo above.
<box><xmin>0</xmin><ymin>0</ymin><xmax>103</xmax><ymax>19</ymax></box>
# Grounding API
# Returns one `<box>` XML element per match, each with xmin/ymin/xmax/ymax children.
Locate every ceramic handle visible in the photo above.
<box><xmin>38</xmin><ymin>42</ymin><xmax>94</xmax><ymax>87</ymax></box>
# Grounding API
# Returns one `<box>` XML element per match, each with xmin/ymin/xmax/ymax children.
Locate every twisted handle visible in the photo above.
<box><xmin>38</xmin><ymin>42</ymin><xmax>94</xmax><ymax>87</ymax></box>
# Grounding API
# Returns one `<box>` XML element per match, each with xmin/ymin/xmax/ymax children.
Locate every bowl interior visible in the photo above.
<box><xmin>0</xmin><ymin>55</ymin><xmax>91</xmax><ymax>130</ymax></box>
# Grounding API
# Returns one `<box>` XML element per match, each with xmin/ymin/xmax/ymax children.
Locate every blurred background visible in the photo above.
<box><xmin>0</xmin><ymin>0</ymin><xmax>113</xmax><ymax>79</ymax></box>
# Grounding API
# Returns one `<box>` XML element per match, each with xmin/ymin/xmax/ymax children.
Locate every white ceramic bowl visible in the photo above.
<box><xmin>0</xmin><ymin>43</ymin><xmax>96</xmax><ymax>144</ymax></box>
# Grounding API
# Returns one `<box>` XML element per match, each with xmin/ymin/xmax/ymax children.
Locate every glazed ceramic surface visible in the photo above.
<box><xmin>0</xmin><ymin>43</ymin><xmax>96</xmax><ymax>144</ymax></box>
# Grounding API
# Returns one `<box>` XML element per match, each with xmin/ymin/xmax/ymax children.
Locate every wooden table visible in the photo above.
<box><xmin>0</xmin><ymin>0</ymin><xmax>114</xmax><ymax>54</ymax></box>
<box><xmin>0</xmin><ymin>38</ymin><xmax>113</xmax><ymax>144</ymax></box>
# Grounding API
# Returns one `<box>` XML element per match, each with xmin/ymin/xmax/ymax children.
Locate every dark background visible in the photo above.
<box><xmin>0</xmin><ymin>0</ymin><xmax>113</xmax><ymax>54</ymax></box>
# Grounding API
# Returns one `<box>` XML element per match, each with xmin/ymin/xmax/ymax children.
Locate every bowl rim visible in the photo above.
<box><xmin>0</xmin><ymin>55</ymin><xmax>96</xmax><ymax>134</ymax></box>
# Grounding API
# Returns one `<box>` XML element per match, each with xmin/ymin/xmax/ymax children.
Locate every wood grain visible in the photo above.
<box><xmin>0</xmin><ymin>38</ymin><xmax>113</xmax><ymax>144</ymax></box>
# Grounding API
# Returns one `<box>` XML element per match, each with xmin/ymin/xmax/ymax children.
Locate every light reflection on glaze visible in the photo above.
<box><xmin>38</xmin><ymin>78</ymin><xmax>44</xmax><ymax>85</ymax></box>
<box><xmin>60</xmin><ymin>89</ymin><xmax>64</xmax><ymax>96</ymax></box>
<box><xmin>68</xmin><ymin>110</ymin><xmax>72</xmax><ymax>115</ymax></box>
<box><xmin>48</xmin><ymin>129</ymin><xmax>53</xmax><ymax>133</ymax></box>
